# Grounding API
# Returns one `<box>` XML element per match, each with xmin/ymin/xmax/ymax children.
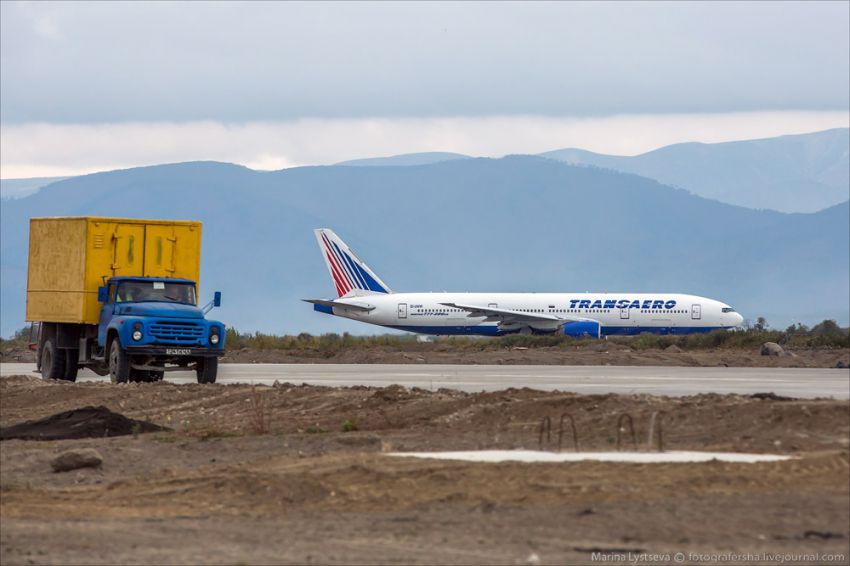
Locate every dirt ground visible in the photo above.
<box><xmin>218</xmin><ymin>345</ymin><xmax>850</xmax><ymax>368</ymax></box>
<box><xmin>1</xmin><ymin>375</ymin><xmax>849</xmax><ymax>565</ymax></box>
<box><xmin>3</xmin><ymin>342</ymin><xmax>848</xmax><ymax>368</ymax></box>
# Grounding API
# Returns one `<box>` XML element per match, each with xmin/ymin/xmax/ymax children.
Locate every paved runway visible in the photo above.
<box><xmin>2</xmin><ymin>362</ymin><xmax>848</xmax><ymax>398</ymax></box>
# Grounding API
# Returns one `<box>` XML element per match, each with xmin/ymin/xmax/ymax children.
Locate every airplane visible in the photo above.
<box><xmin>304</xmin><ymin>229</ymin><xmax>745</xmax><ymax>338</ymax></box>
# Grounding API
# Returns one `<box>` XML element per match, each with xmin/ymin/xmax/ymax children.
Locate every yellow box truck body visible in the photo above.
<box><xmin>27</xmin><ymin>217</ymin><xmax>202</xmax><ymax>325</ymax></box>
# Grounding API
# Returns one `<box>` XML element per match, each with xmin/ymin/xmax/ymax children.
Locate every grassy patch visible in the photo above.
<box><xmin>223</xmin><ymin>323</ymin><xmax>849</xmax><ymax>353</ymax></box>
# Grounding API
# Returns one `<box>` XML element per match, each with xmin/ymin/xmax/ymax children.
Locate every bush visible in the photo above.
<box><xmin>213</xmin><ymin>321</ymin><xmax>849</xmax><ymax>353</ymax></box>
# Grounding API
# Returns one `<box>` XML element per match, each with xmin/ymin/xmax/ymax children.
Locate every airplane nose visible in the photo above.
<box><xmin>734</xmin><ymin>313</ymin><xmax>744</xmax><ymax>327</ymax></box>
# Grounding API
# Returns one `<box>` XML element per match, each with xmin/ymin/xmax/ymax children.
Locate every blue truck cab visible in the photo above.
<box><xmin>97</xmin><ymin>277</ymin><xmax>225</xmax><ymax>383</ymax></box>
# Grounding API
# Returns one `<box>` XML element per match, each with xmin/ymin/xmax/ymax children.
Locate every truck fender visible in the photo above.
<box><xmin>105</xmin><ymin>328</ymin><xmax>121</xmax><ymax>352</ymax></box>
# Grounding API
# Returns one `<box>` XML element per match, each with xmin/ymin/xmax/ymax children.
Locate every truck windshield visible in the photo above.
<box><xmin>116</xmin><ymin>281</ymin><xmax>196</xmax><ymax>305</ymax></box>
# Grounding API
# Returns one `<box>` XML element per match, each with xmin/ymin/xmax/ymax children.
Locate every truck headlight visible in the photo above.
<box><xmin>210</xmin><ymin>327</ymin><xmax>220</xmax><ymax>345</ymax></box>
<box><xmin>132</xmin><ymin>330</ymin><xmax>142</xmax><ymax>341</ymax></box>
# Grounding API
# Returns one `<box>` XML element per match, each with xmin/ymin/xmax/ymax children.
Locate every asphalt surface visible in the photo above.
<box><xmin>1</xmin><ymin>363</ymin><xmax>848</xmax><ymax>398</ymax></box>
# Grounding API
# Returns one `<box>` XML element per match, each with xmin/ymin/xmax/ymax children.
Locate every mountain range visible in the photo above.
<box><xmin>540</xmin><ymin>128</ymin><xmax>849</xmax><ymax>214</ymax></box>
<box><xmin>330</xmin><ymin>129</ymin><xmax>849</xmax><ymax>214</ymax></box>
<box><xmin>0</xmin><ymin>176</ymin><xmax>70</xmax><ymax>200</ymax></box>
<box><xmin>1</xmin><ymin>156</ymin><xmax>847</xmax><ymax>337</ymax></box>
<box><xmin>336</xmin><ymin>152</ymin><xmax>469</xmax><ymax>167</ymax></box>
<box><xmin>4</xmin><ymin>129</ymin><xmax>847</xmax><ymax>213</ymax></box>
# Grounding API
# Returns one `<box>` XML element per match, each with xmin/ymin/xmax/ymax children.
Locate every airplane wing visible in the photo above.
<box><xmin>302</xmin><ymin>299</ymin><xmax>375</xmax><ymax>312</ymax></box>
<box><xmin>440</xmin><ymin>302</ymin><xmax>590</xmax><ymax>323</ymax></box>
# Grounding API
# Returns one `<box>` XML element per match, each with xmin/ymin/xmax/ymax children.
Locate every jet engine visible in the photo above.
<box><xmin>562</xmin><ymin>321</ymin><xmax>602</xmax><ymax>338</ymax></box>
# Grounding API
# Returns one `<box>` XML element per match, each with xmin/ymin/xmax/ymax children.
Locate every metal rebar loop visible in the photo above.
<box><xmin>558</xmin><ymin>413</ymin><xmax>579</xmax><ymax>452</ymax></box>
<box><xmin>647</xmin><ymin>411</ymin><xmax>664</xmax><ymax>452</ymax></box>
<box><xmin>616</xmin><ymin>413</ymin><xmax>637</xmax><ymax>451</ymax></box>
<box><xmin>538</xmin><ymin>416</ymin><xmax>552</xmax><ymax>448</ymax></box>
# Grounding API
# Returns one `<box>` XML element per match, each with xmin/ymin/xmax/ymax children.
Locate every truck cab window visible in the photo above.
<box><xmin>117</xmin><ymin>281</ymin><xmax>196</xmax><ymax>305</ymax></box>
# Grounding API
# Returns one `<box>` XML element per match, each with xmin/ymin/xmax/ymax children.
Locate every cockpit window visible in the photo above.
<box><xmin>721</xmin><ymin>307</ymin><xmax>736</xmax><ymax>313</ymax></box>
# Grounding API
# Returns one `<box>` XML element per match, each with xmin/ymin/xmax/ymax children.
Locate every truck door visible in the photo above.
<box><xmin>397</xmin><ymin>303</ymin><xmax>407</xmax><ymax>319</ymax></box>
<box><xmin>144</xmin><ymin>224</ymin><xmax>201</xmax><ymax>283</ymax></box>
<box><xmin>97</xmin><ymin>283</ymin><xmax>118</xmax><ymax>346</ymax></box>
<box><xmin>110</xmin><ymin>224</ymin><xmax>145</xmax><ymax>276</ymax></box>
<box><xmin>144</xmin><ymin>225</ymin><xmax>177</xmax><ymax>277</ymax></box>
<box><xmin>691</xmin><ymin>304</ymin><xmax>702</xmax><ymax>320</ymax></box>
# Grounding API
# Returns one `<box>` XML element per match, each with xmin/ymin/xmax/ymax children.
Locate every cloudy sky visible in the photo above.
<box><xmin>2</xmin><ymin>1</ymin><xmax>848</xmax><ymax>178</ymax></box>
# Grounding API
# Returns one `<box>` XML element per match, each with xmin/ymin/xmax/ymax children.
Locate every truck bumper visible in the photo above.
<box><xmin>124</xmin><ymin>346</ymin><xmax>224</xmax><ymax>357</ymax></box>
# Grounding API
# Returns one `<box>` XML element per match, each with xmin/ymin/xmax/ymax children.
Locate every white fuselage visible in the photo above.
<box><xmin>320</xmin><ymin>292</ymin><xmax>744</xmax><ymax>336</ymax></box>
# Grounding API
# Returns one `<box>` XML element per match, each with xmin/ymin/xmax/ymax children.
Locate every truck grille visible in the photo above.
<box><xmin>149</xmin><ymin>321</ymin><xmax>204</xmax><ymax>342</ymax></box>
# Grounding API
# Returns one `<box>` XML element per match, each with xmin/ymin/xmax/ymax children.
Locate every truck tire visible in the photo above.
<box><xmin>196</xmin><ymin>357</ymin><xmax>218</xmax><ymax>384</ymax></box>
<box><xmin>41</xmin><ymin>338</ymin><xmax>67</xmax><ymax>380</ymax></box>
<box><xmin>129</xmin><ymin>369</ymin><xmax>149</xmax><ymax>383</ymax></box>
<box><xmin>63</xmin><ymin>348</ymin><xmax>79</xmax><ymax>382</ymax></box>
<box><xmin>108</xmin><ymin>340</ymin><xmax>131</xmax><ymax>384</ymax></box>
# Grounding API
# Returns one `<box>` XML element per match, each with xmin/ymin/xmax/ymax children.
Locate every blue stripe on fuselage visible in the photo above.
<box><xmin>388</xmin><ymin>324</ymin><xmax>503</xmax><ymax>336</ymax></box>
<box><xmin>601</xmin><ymin>326</ymin><xmax>724</xmax><ymax>336</ymax></box>
<box><xmin>383</xmin><ymin>324</ymin><xmax>726</xmax><ymax>337</ymax></box>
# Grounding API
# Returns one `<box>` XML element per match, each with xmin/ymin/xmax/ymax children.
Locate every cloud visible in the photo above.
<box><xmin>1</xmin><ymin>2</ymin><xmax>848</xmax><ymax>123</ymax></box>
<box><xmin>2</xmin><ymin>111</ymin><xmax>848</xmax><ymax>178</ymax></box>
<box><xmin>12</xmin><ymin>1</ymin><xmax>64</xmax><ymax>40</ymax></box>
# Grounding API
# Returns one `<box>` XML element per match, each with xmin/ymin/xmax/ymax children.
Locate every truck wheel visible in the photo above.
<box><xmin>108</xmin><ymin>340</ymin><xmax>131</xmax><ymax>384</ymax></box>
<box><xmin>196</xmin><ymin>357</ymin><xmax>218</xmax><ymax>384</ymax></box>
<box><xmin>129</xmin><ymin>369</ymin><xmax>149</xmax><ymax>383</ymax></box>
<box><xmin>63</xmin><ymin>348</ymin><xmax>79</xmax><ymax>382</ymax></box>
<box><xmin>41</xmin><ymin>338</ymin><xmax>67</xmax><ymax>380</ymax></box>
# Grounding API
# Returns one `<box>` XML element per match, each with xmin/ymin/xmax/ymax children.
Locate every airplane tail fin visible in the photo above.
<box><xmin>314</xmin><ymin>229</ymin><xmax>393</xmax><ymax>298</ymax></box>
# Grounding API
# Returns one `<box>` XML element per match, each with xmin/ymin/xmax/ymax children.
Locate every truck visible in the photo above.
<box><xmin>26</xmin><ymin>217</ymin><xmax>225</xmax><ymax>384</ymax></box>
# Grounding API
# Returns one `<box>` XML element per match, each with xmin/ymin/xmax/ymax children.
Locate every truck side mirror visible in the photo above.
<box><xmin>97</xmin><ymin>286</ymin><xmax>108</xmax><ymax>303</ymax></box>
<box><xmin>203</xmin><ymin>291</ymin><xmax>222</xmax><ymax>314</ymax></box>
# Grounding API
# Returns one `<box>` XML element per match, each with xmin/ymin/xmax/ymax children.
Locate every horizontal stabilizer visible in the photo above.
<box><xmin>302</xmin><ymin>299</ymin><xmax>375</xmax><ymax>312</ymax></box>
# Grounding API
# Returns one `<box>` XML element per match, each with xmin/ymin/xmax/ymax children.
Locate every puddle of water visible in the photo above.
<box><xmin>389</xmin><ymin>450</ymin><xmax>792</xmax><ymax>464</ymax></box>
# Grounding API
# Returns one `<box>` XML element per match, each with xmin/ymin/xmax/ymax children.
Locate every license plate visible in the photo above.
<box><xmin>166</xmin><ymin>349</ymin><xmax>192</xmax><ymax>355</ymax></box>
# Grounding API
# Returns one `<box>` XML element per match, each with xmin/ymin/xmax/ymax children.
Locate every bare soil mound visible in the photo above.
<box><xmin>0</xmin><ymin>405</ymin><xmax>169</xmax><ymax>441</ymax></box>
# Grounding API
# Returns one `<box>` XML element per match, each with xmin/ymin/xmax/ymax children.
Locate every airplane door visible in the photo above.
<box><xmin>620</xmin><ymin>308</ymin><xmax>629</xmax><ymax>320</ymax></box>
<box><xmin>488</xmin><ymin>303</ymin><xmax>498</xmax><ymax>309</ymax></box>
<box><xmin>398</xmin><ymin>303</ymin><xmax>408</xmax><ymax>319</ymax></box>
<box><xmin>691</xmin><ymin>304</ymin><xmax>701</xmax><ymax>320</ymax></box>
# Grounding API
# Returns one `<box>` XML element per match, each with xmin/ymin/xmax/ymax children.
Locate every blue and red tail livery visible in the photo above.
<box><xmin>314</xmin><ymin>229</ymin><xmax>392</xmax><ymax>297</ymax></box>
